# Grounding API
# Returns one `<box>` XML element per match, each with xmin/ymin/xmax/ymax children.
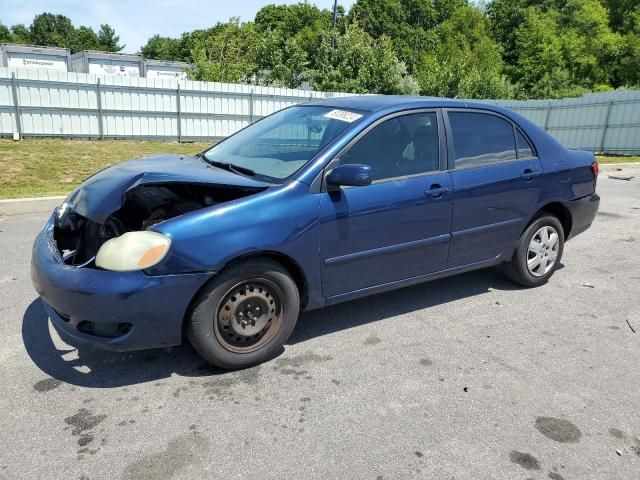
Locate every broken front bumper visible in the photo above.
<box><xmin>30</xmin><ymin>212</ymin><xmax>214</xmax><ymax>351</ymax></box>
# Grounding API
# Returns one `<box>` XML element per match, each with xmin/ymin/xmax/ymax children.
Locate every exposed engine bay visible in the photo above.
<box><xmin>54</xmin><ymin>183</ymin><xmax>263</xmax><ymax>267</ymax></box>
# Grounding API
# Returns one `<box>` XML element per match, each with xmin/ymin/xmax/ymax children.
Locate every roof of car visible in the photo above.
<box><xmin>309</xmin><ymin>95</ymin><xmax>499</xmax><ymax>113</ymax></box>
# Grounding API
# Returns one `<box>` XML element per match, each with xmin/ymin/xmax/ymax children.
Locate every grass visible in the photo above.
<box><xmin>596</xmin><ymin>154</ymin><xmax>640</xmax><ymax>165</ymax></box>
<box><xmin>0</xmin><ymin>139</ymin><xmax>210</xmax><ymax>199</ymax></box>
<box><xmin>0</xmin><ymin>139</ymin><xmax>638</xmax><ymax>199</ymax></box>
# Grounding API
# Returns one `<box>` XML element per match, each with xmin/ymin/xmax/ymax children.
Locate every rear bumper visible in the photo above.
<box><xmin>31</xmin><ymin>212</ymin><xmax>215</xmax><ymax>351</ymax></box>
<box><xmin>567</xmin><ymin>193</ymin><xmax>600</xmax><ymax>240</ymax></box>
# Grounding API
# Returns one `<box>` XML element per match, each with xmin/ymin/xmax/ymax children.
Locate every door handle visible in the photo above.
<box><xmin>426</xmin><ymin>185</ymin><xmax>450</xmax><ymax>198</ymax></box>
<box><xmin>520</xmin><ymin>169</ymin><xmax>541</xmax><ymax>181</ymax></box>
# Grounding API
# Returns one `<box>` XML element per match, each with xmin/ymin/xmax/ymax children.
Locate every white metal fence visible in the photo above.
<box><xmin>489</xmin><ymin>90</ymin><xmax>640</xmax><ymax>155</ymax></box>
<box><xmin>1</xmin><ymin>67</ymin><xmax>639</xmax><ymax>154</ymax></box>
<box><xmin>0</xmin><ymin>67</ymin><xmax>352</xmax><ymax>142</ymax></box>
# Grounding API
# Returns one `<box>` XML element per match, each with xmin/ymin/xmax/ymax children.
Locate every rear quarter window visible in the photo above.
<box><xmin>448</xmin><ymin>112</ymin><xmax>517</xmax><ymax>168</ymax></box>
<box><xmin>515</xmin><ymin>128</ymin><xmax>536</xmax><ymax>158</ymax></box>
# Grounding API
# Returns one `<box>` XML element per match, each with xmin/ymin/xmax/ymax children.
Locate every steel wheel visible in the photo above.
<box><xmin>527</xmin><ymin>225</ymin><xmax>559</xmax><ymax>277</ymax></box>
<box><xmin>214</xmin><ymin>278</ymin><xmax>284</xmax><ymax>353</ymax></box>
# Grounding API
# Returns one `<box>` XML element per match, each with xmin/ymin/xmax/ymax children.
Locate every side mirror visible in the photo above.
<box><xmin>326</xmin><ymin>164</ymin><xmax>373</xmax><ymax>187</ymax></box>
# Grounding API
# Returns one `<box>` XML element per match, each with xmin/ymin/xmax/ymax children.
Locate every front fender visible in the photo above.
<box><xmin>148</xmin><ymin>180</ymin><xmax>322</xmax><ymax>304</ymax></box>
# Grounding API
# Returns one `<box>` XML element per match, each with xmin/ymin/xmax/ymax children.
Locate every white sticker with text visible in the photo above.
<box><xmin>324</xmin><ymin>109</ymin><xmax>363</xmax><ymax>123</ymax></box>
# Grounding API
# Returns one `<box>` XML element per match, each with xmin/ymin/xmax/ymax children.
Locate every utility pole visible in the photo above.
<box><xmin>411</xmin><ymin>14</ymin><xmax>421</xmax><ymax>74</ymax></box>
<box><xmin>332</xmin><ymin>0</ymin><xmax>338</xmax><ymax>51</ymax></box>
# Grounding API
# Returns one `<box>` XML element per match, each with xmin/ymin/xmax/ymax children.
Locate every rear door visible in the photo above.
<box><xmin>318</xmin><ymin>110</ymin><xmax>453</xmax><ymax>298</ymax></box>
<box><xmin>444</xmin><ymin>109</ymin><xmax>544</xmax><ymax>268</ymax></box>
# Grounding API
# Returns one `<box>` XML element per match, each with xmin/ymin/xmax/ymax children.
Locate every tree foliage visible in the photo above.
<box><xmin>140</xmin><ymin>35</ymin><xmax>183</xmax><ymax>61</ymax></box>
<box><xmin>310</xmin><ymin>21</ymin><xmax>419</xmax><ymax>94</ymax></box>
<box><xmin>97</xmin><ymin>24</ymin><xmax>124</xmax><ymax>52</ymax></box>
<box><xmin>417</xmin><ymin>6</ymin><xmax>514</xmax><ymax>98</ymax></box>
<box><xmin>512</xmin><ymin>7</ymin><xmax>576</xmax><ymax>98</ymax></box>
<box><xmin>3</xmin><ymin>1</ymin><xmax>640</xmax><ymax>99</ymax></box>
<box><xmin>0</xmin><ymin>23</ymin><xmax>12</xmax><ymax>43</ymax></box>
<box><xmin>254</xmin><ymin>30</ymin><xmax>308</xmax><ymax>87</ymax></box>
<box><xmin>9</xmin><ymin>24</ymin><xmax>31</xmax><ymax>44</ymax></box>
<box><xmin>0</xmin><ymin>13</ymin><xmax>123</xmax><ymax>53</ymax></box>
<box><xmin>188</xmin><ymin>19</ymin><xmax>259</xmax><ymax>84</ymax></box>
<box><xmin>349</xmin><ymin>0</ymin><xmax>438</xmax><ymax>67</ymax></box>
<box><xmin>486</xmin><ymin>0</ymin><xmax>638</xmax><ymax>98</ymax></box>
<box><xmin>255</xmin><ymin>2</ymin><xmax>341</xmax><ymax>72</ymax></box>
<box><xmin>29</xmin><ymin>13</ymin><xmax>76</xmax><ymax>48</ymax></box>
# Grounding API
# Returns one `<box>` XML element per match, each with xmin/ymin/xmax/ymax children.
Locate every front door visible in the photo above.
<box><xmin>318</xmin><ymin>111</ymin><xmax>453</xmax><ymax>298</ymax></box>
<box><xmin>444</xmin><ymin>109</ymin><xmax>545</xmax><ymax>268</ymax></box>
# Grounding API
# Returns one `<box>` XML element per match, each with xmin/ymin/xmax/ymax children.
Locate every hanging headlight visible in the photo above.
<box><xmin>95</xmin><ymin>231</ymin><xmax>171</xmax><ymax>271</ymax></box>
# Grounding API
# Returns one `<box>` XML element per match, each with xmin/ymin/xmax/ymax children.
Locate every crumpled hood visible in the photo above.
<box><xmin>65</xmin><ymin>154</ymin><xmax>270</xmax><ymax>223</ymax></box>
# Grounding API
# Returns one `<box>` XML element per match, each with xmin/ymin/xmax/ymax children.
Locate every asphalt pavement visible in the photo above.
<box><xmin>0</xmin><ymin>165</ymin><xmax>639</xmax><ymax>480</ymax></box>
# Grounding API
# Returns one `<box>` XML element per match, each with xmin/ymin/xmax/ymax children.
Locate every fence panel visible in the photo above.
<box><xmin>1</xmin><ymin>67</ymin><xmax>639</xmax><ymax>154</ymax></box>
<box><xmin>493</xmin><ymin>91</ymin><xmax>640</xmax><ymax>154</ymax></box>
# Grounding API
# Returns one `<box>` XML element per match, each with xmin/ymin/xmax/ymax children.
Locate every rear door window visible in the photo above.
<box><xmin>448</xmin><ymin>112</ymin><xmax>517</xmax><ymax>168</ymax></box>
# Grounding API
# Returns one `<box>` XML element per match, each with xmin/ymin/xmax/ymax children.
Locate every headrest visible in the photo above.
<box><xmin>414</xmin><ymin>124</ymin><xmax>436</xmax><ymax>149</ymax></box>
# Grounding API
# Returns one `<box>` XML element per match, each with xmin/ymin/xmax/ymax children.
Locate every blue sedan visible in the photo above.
<box><xmin>31</xmin><ymin>96</ymin><xmax>600</xmax><ymax>368</ymax></box>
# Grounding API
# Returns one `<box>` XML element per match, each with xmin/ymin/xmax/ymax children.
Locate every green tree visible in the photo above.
<box><xmin>617</xmin><ymin>32</ymin><xmax>640</xmax><ymax>86</ymax></box>
<box><xmin>512</xmin><ymin>7</ymin><xmax>577</xmax><ymax>98</ymax></box>
<box><xmin>254</xmin><ymin>2</ymin><xmax>339</xmax><ymax>70</ymax></box>
<box><xmin>2</xmin><ymin>13</ymin><xmax>123</xmax><ymax>54</ymax></box>
<box><xmin>0</xmin><ymin>23</ymin><xmax>12</xmax><ymax>43</ymax></box>
<box><xmin>254</xmin><ymin>30</ymin><xmax>308</xmax><ymax>87</ymax></box>
<box><xmin>255</xmin><ymin>2</ymin><xmax>335</xmax><ymax>38</ymax></box>
<box><xmin>487</xmin><ymin>0</ymin><xmax>528</xmax><ymax>65</ymax></box>
<box><xmin>558</xmin><ymin>0</ymin><xmax>620</xmax><ymax>89</ymax></box>
<box><xmin>417</xmin><ymin>6</ymin><xmax>514</xmax><ymax>98</ymax></box>
<box><xmin>310</xmin><ymin>21</ymin><xmax>418</xmax><ymax>94</ymax></box>
<box><xmin>71</xmin><ymin>26</ymin><xmax>100</xmax><ymax>52</ymax></box>
<box><xmin>350</xmin><ymin>0</ymin><xmax>438</xmax><ymax>65</ymax></box>
<box><xmin>622</xmin><ymin>3</ymin><xmax>640</xmax><ymax>33</ymax></box>
<box><xmin>433</xmin><ymin>0</ymin><xmax>468</xmax><ymax>23</ymax></box>
<box><xmin>29</xmin><ymin>13</ymin><xmax>76</xmax><ymax>48</ymax></box>
<box><xmin>603</xmin><ymin>0</ymin><xmax>639</xmax><ymax>31</ymax></box>
<box><xmin>189</xmin><ymin>19</ymin><xmax>259</xmax><ymax>83</ymax></box>
<box><xmin>10</xmin><ymin>24</ymin><xmax>31</xmax><ymax>44</ymax></box>
<box><xmin>97</xmin><ymin>24</ymin><xmax>124</xmax><ymax>52</ymax></box>
<box><xmin>141</xmin><ymin>35</ymin><xmax>184</xmax><ymax>61</ymax></box>
<box><xmin>615</xmin><ymin>6</ymin><xmax>640</xmax><ymax>86</ymax></box>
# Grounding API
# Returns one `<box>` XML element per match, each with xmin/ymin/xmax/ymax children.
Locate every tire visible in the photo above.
<box><xmin>187</xmin><ymin>258</ymin><xmax>300</xmax><ymax>369</ymax></box>
<box><xmin>501</xmin><ymin>213</ymin><xmax>565</xmax><ymax>288</ymax></box>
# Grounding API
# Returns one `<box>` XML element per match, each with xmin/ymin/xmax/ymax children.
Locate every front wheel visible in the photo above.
<box><xmin>187</xmin><ymin>259</ymin><xmax>300</xmax><ymax>369</ymax></box>
<box><xmin>501</xmin><ymin>214</ymin><xmax>564</xmax><ymax>287</ymax></box>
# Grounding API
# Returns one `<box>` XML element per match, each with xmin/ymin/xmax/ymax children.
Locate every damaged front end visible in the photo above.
<box><xmin>32</xmin><ymin>154</ymin><xmax>270</xmax><ymax>350</ymax></box>
<box><xmin>54</xmin><ymin>182</ymin><xmax>263</xmax><ymax>269</ymax></box>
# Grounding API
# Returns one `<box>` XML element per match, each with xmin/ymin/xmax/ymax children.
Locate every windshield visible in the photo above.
<box><xmin>202</xmin><ymin>106</ymin><xmax>364</xmax><ymax>182</ymax></box>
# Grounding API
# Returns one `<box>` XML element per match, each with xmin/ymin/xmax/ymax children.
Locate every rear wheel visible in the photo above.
<box><xmin>501</xmin><ymin>214</ymin><xmax>564</xmax><ymax>287</ymax></box>
<box><xmin>187</xmin><ymin>259</ymin><xmax>300</xmax><ymax>369</ymax></box>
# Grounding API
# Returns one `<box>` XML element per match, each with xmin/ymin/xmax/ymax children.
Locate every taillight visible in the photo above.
<box><xmin>591</xmin><ymin>160</ymin><xmax>599</xmax><ymax>177</ymax></box>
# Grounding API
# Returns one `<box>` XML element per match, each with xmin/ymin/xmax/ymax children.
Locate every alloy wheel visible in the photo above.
<box><xmin>527</xmin><ymin>225</ymin><xmax>559</xmax><ymax>277</ymax></box>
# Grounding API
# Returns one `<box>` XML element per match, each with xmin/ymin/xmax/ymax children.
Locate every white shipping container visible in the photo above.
<box><xmin>1</xmin><ymin>44</ymin><xmax>70</xmax><ymax>71</ymax></box>
<box><xmin>145</xmin><ymin>65</ymin><xmax>188</xmax><ymax>79</ymax></box>
<box><xmin>6</xmin><ymin>52</ymin><xmax>68</xmax><ymax>71</ymax></box>
<box><xmin>71</xmin><ymin>51</ymin><xmax>144</xmax><ymax>78</ymax></box>
<box><xmin>88</xmin><ymin>59</ymin><xmax>141</xmax><ymax>77</ymax></box>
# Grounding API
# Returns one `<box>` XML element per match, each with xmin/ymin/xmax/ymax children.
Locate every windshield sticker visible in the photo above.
<box><xmin>324</xmin><ymin>109</ymin><xmax>363</xmax><ymax>123</ymax></box>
